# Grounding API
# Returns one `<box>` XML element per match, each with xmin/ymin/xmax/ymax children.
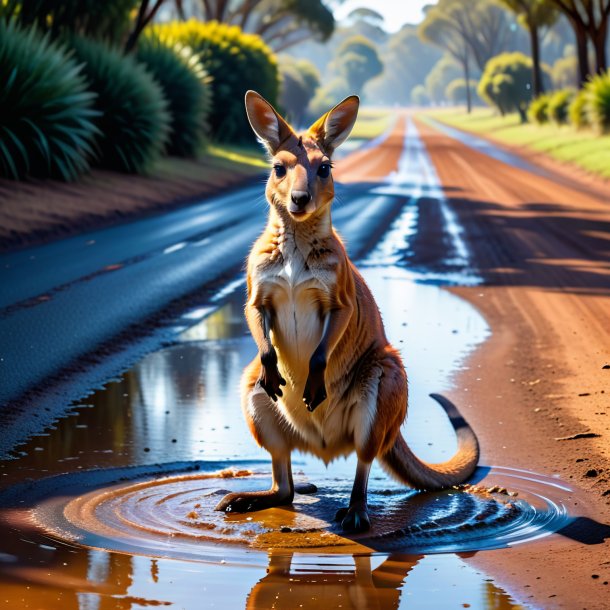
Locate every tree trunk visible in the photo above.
<box><xmin>529</xmin><ymin>24</ymin><xmax>544</xmax><ymax>96</ymax></box>
<box><xmin>463</xmin><ymin>56</ymin><xmax>472</xmax><ymax>114</ymax></box>
<box><xmin>573</xmin><ymin>21</ymin><xmax>590</xmax><ymax>86</ymax></box>
<box><xmin>592</xmin><ymin>20</ymin><xmax>608</xmax><ymax>75</ymax></box>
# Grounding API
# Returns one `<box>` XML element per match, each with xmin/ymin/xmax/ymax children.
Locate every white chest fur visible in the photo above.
<box><xmin>254</xmin><ymin>238</ymin><xmax>325</xmax><ymax>374</ymax></box>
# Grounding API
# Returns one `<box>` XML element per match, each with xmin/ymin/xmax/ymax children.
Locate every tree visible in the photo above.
<box><xmin>425</xmin><ymin>55</ymin><xmax>462</xmax><ymax>104</ymax></box>
<box><xmin>478</xmin><ymin>51</ymin><xmax>538</xmax><ymax>121</ymax></box>
<box><xmin>334</xmin><ymin>35</ymin><xmax>383</xmax><ymax>95</ymax></box>
<box><xmin>278</xmin><ymin>57</ymin><xmax>320</xmax><ymax>125</ymax></box>
<box><xmin>548</xmin><ymin>0</ymin><xmax>610</xmax><ymax>82</ymax></box>
<box><xmin>363</xmin><ymin>24</ymin><xmax>441</xmax><ymax>107</ymax></box>
<box><xmin>195</xmin><ymin>0</ymin><xmax>335</xmax><ymax>52</ymax></box>
<box><xmin>498</xmin><ymin>1</ymin><xmax>559</xmax><ymax>96</ymax></box>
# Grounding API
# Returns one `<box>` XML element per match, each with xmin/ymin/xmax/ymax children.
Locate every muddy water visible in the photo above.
<box><xmin>0</xmin><ymin>263</ymin><xmax>578</xmax><ymax>609</ymax></box>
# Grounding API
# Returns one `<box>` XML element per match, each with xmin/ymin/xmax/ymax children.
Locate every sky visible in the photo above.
<box><xmin>333</xmin><ymin>0</ymin><xmax>431</xmax><ymax>32</ymax></box>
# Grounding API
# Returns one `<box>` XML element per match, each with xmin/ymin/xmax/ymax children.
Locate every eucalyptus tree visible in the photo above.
<box><xmin>548</xmin><ymin>0</ymin><xmax>610</xmax><ymax>82</ymax></box>
<box><xmin>498</xmin><ymin>0</ymin><xmax>559</xmax><ymax>95</ymax></box>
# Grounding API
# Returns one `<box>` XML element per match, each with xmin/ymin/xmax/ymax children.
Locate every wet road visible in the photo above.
<box><xmin>0</xmin><ymin>123</ymin><xmax>413</xmax><ymax>453</ymax></box>
<box><xmin>0</xmin><ymin>114</ymin><xmax>587</xmax><ymax>608</ymax></box>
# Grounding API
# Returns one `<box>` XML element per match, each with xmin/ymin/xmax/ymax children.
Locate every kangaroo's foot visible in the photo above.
<box><xmin>214</xmin><ymin>489</ymin><xmax>293</xmax><ymax>513</ymax></box>
<box><xmin>335</xmin><ymin>501</ymin><xmax>371</xmax><ymax>533</ymax></box>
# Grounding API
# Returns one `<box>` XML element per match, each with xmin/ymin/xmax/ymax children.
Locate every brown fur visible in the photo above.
<box><xmin>215</xmin><ymin>91</ymin><xmax>479</xmax><ymax>530</ymax></box>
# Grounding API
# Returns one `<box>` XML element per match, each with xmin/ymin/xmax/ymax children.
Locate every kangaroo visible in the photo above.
<box><xmin>215</xmin><ymin>91</ymin><xmax>480</xmax><ymax>533</ymax></box>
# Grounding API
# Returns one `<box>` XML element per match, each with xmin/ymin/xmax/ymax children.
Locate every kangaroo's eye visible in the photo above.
<box><xmin>273</xmin><ymin>164</ymin><xmax>286</xmax><ymax>178</ymax></box>
<box><xmin>317</xmin><ymin>163</ymin><xmax>331</xmax><ymax>178</ymax></box>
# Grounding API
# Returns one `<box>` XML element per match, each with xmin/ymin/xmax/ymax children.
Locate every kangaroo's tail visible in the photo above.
<box><xmin>380</xmin><ymin>393</ymin><xmax>480</xmax><ymax>491</ymax></box>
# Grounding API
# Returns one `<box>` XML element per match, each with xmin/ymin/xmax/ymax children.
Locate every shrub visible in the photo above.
<box><xmin>155</xmin><ymin>20</ymin><xmax>279</xmax><ymax>143</ymax></box>
<box><xmin>547</xmin><ymin>89</ymin><xmax>575</xmax><ymax>125</ymax></box>
<box><xmin>4</xmin><ymin>0</ymin><xmax>138</xmax><ymax>44</ymax></box>
<box><xmin>136</xmin><ymin>34</ymin><xmax>211</xmax><ymax>157</ymax></box>
<box><xmin>70</xmin><ymin>36</ymin><xmax>170</xmax><ymax>173</ymax></box>
<box><xmin>585</xmin><ymin>70</ymin><xmax>610</xmax><ymax>133</ymax></box>
<box><xmin>0</xmin><ymin>20</ymin><xmax>98</xmax><ymax>180</ymax></box>
<box><xmin>478</xmin><ymin>52</ymin><xmax>548</xmax><ymax>122</ymax></box>
<box><xmin>569</xmin><ymin>88</ymin><xmax>590</xmax><ymax>129</ymax></box>
<box><xmin>528</xmin><ymin>93</ymin><xmax>552</xmax><ymax>125</ymax></box>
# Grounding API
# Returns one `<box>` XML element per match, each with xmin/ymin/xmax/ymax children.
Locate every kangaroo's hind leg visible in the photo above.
<box><xmin>215</xmin><ymin>361</ymin><xmax>296</xmax><ymax>513</ymax></box>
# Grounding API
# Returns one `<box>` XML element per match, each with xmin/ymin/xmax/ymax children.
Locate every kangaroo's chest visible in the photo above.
<box><xmin>255</xmin><ymin>244</ymin><xmax>332</xmax><ymax>370</ymax></box>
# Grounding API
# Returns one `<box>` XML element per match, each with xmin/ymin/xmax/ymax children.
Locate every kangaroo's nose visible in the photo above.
<box><xmin>291</xmin><ymin>190</ymin><xmax>311</xmax><ymax>208</ymax></box>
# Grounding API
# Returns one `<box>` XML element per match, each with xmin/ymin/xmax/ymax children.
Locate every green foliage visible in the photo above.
<box><xmin>136</xmin><ymin>34</ymin><xmax>211</xmax><ymax>158</ymax></box>
<box><xmin>308</xmin><ymin>78</ymin><xmax>350</xmax><ymax>120</ymax></box>
<box><xmin>445</xmin><ymin>78</ymin><xmax>475</xmax><ymax>105</ymax></box>
<box><xmin>585</xmin><ymin>70</ymin><xmax>610</xmax><ymax>133</ymax></box>
<box><xmin>528</xmin><ymin>93</ymin><xmax>552</xmax><ymax>124</ymax></box>
<box><xmin>568</xmin><ymin>89</ymin><xmax>590</xmax><ymax>129</ymax></box>
<box><xmin>363</xmin><ymin>25</ymin><xmax>441</xmax><ymax>106</ymax></box>
<box><xmin>0</xmin><ymin>20</ymin><xmax>98</xmax><ymax>180</ymax></box>
<box><xmin>4</xmin><ymin>0</ymin><xmax>138</xmax><ymax>44</ymax></box>
<box><xmin>156</xmin><ymin>20</ymin><xmax>279</xmax><ymax>143</ymax></box>
<box><xmin>70</xmin><ymin>36</ymin><xmax>170</xmax><ymax>174</ymax></box>
<box><xmin>411</xmin><ymin>84</ymin><xmax>430</xmax><ymax>107</ymax></box>
<box><xmin>547</xmin><ymin>89</ymin><xmax>575</xmax><ymax>125</ymax></box>
<box><xmin>426</xmin><ymin>55</ymin><xmax>462</xmax><ymax>104</ymax></box>
<box><xmin>278</xmin><ymin>56</ymin><xmax>320</xmax><ymax>126</ymax></box>
<box><xmin>335</xmin><ymin>35</ymin><xmax>383</xmax><ymax>95</ymax></box>
<box><xmin>551</xmin><ymin>55</ymin><xmax>578</xmax><ymax>89</ymax></box>
<box><xmin>478</xmin><ymin>52</ymin><xmax>536</xmax><ymax>121</ymax></box>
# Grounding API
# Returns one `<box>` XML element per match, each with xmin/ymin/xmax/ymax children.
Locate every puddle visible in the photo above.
<box><xmin>0</xmin><ymin>264</ymin><xmax>575</xmax><ymax>608</ymax></box>
<box><xmin>0</xmin><ymin>119</ymin><xmax>569</xmax><ymax>608</ymax></box>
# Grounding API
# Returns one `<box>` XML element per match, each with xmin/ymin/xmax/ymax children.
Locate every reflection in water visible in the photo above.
<box><xmin>0</xmin><ymin>268</ymin><xmax>532</xmax><ymax>609</ymax></box>
<box><xmin>247</xmin><ymin>552</ymin><xmax>523</xmax><ymax>610</ymax></box>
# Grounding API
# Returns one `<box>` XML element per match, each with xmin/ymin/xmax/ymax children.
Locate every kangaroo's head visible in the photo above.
<box><xmin>245</xmin><ymin>90</ymin><xmax>359</xmax><ymax>222</ymax></box>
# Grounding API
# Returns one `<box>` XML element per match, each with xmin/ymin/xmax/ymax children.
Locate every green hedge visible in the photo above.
<box><xmin>527</xmin><ymin>93</ymin><xmax>552</xmax><ymax>125</ymax></box>
<box><xmin>547</xmin><ymin>89</ymin><xmax>575</xmax><ymax>126</ymax></box>
<box><xmin>4</xmin><ymin>0</ymin><xmax>138</xmax><ymax>44</ymax></box>
<box><xmin>569</xmin><ymin>88</ymin><xmax>590</xmax><ymax>129</ymax></box>
<box><xmin>137</xmin><ymin>34</ymin><xmax>212</xmax><ymax>157</ymax></box>
<box><xmin>70</xmin><ymin>36</ymin><xmax>170</xmax><ymax>173</ymax></box>
<box><xmin>0</xmin><ymin>20</ymin><xmax>98</xmax><ymax>180</ymax></box>
<box><xmin>155</xmin><ymin>20</ymin><xmax>279</xmax><ymax>143</ymax></box>
<box><xmin>585</xmin><ymin>70</ymin><xmax>610</xmax><ymax>133</ymax></box>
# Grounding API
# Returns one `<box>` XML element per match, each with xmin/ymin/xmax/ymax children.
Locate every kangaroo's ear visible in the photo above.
<box><xmin>245</xmin><ymin>90</ymin><xmax>294</xmax><ymax>155</ymax></box>
<box><xmin>308</xmin><ymin>95</ymin><xmax>360</xmax><ymax>156</ymax></box>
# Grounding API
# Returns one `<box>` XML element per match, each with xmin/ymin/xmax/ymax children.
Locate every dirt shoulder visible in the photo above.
<box><xmin>415</xmin><ymin>116</ymin><xmax>610</xmax><ymax>609</ymax></box>
<box><xmin>0</xmin><ymin>150</ymin><xmax>265</xmax><ymax>253</ymax></box>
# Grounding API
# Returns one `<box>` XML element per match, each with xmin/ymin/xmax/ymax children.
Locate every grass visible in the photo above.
<box><xmin>423</xmin><ymin>107</ymin><xmax>610</xmax><ymax>179</ymax></box>
<box><xmin>350</xmin><ymin>108</ymin><xmax>394</xmax><ymax>140</ymax></box>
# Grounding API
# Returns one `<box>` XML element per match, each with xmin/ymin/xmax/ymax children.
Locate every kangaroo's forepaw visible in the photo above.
<box><xmin>214</xmin><ymin>490</ymin><xmax>292</xmax><ymax>513</ymax></box>
<box><xmin>339</xmin><ymin>505</ymin><xmax>371</xmax><ymax>534</ymax></box>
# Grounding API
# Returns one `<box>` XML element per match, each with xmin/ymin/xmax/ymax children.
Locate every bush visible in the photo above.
<box><xmin>70</xmin><ymin>36</ymin><xmax>170</xmax><ymax>173</ymax></box>
<box><xmin>155</xmin><ymin>20</ymin><xmax>279</xmax><ymax>143</ymax></box>
<box><xmin>585</xmin><ymin>70</ymin><xmax>610</xmax><ymax>133</ymax></box>
<box><xmin>547</xmin><ymin>89</ymin><xmax>575</xmax><ymax>125</ymax></box>
<box><xmin>4</xmin><ymin>0</ymin><xmax>138</xmax><ymax>44</ymax></box>
<box><xmin>0</xmin><ymin>20</ymin><xmax>98</xmax><ymax>180</ymax></box>
<box><xmin>569</xmin><ymin>89</ymin><xmax>590</xmax><ymax>129</ymax></box>
<box><xmin>136</xmin><ymin>34</ymin><xmax>211</xmax><ymax>157</ymax></box>
<box><xmin>528</xmin><ymin>93</ymin><xmax>552</xmax><ymax>125</ymax></box>
<box><xmin>478</xmin><ymin>52</ymin><xmax>548</xmax><ymax>122</ymax></box>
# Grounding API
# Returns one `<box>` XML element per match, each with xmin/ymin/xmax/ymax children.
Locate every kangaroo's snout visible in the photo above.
<box><xmin>290</xmin><ymin>190</ymin><xmax>311</xmax><ymax>212</ymax></box>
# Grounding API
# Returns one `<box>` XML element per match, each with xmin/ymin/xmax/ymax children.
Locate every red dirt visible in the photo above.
<box><xmin>415</xmin><ymin>116</ymin><xmax>610</xmax><ymax>609</ymax></box>
<box><xmin>0</xmin><ymin>155</ymin><xmax>262</xmax><ymax>253</ymax></box>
